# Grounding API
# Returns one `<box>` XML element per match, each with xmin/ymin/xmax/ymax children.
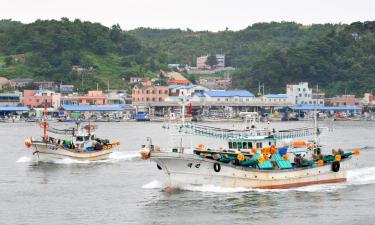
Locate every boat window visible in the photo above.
<box><xmin>248</xmin><ymin>142</ymin><xmax>253</xmax><ymax>148</ymax></box>
<box><xmin>242</xmin><ymin>142</ymin><xmax>248</xmax><ymax>149</ymax></box>
<box><xmin>85</xmin><ymin>136</ymin><xmax>89</xmax><ymax>141</ymax></box>
<box><xmin>91</xmin><ymin>135</ymin><xmax>95</xmax><ymax>140</ymax></box>
<box><xmin>269</xmin><ymin>141</ymin><xmax>271</xmax><ymax>146</ymax></box>
<box><xmin>233</xmin><ymin>142</ymin><xmax>238</xmax><ymax>149</ymax></box>
<box><xmin>237</xmin><ymin>142</ymin><xmax>242</xmax><ymax>149</ymax></box>
<box><xmin>259</xmin><ymin>142</ymin><xmax>263</xmax><ymax>148</ymax></box>
<box><xmin>228</xmin><ymin>142</ymin><xmax>233</xmax><ymax>149</ymax></box>
<box><xmin>76</xmin><ymin>136</ymin><xmax>83</xmax><ymax>141</ymax></box>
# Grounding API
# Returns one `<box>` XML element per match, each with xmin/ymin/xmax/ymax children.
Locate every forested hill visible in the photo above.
<box><xmin>0</xmin><ymin>19</ymin><xmax>168</xmax><ymax>90</ymax></box>
<box><xmin>0</xmin><ymin>19</ymin><xmax>374</xmax><ymax>96</ymax></box>
<box><xmin>130</xmin><ymin>22</ymin><xmax>337</xmax><ymax>68</ymax></box>
<box><xmin>131</xmin><ymin>22</ymin><xmax>375</xmax><ymax>96</ymax></box>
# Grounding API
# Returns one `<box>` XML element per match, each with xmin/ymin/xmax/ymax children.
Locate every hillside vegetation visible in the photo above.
<box><xmin>0</xmin><ymin>19</ymin><xmax>374</xmax><ymax>96</ymax></box>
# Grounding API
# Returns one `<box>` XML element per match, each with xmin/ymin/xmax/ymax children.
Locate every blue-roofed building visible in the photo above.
<box><xmin>168</xmin><ymin>84</ymin><xmax>208</xmax><ymax>97</ymax></box>
<box><xmin>195</xmin><ymin>90</ymin><xmax>255</xmax><ymax>103</ymax></box>
<box><xmin>263</xmin><ymin>94</ymin><xmax>290</xmax><ymax>104</ymax></box>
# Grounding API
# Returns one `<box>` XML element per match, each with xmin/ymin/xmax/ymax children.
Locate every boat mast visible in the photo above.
<box><xmin>43</xmin><ymin>104</ymin><xmax>47</xmax><ymax>143</ymax></box>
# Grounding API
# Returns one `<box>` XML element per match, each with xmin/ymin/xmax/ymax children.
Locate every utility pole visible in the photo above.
<box><xmin>262</xmin><ymin>83</ymin><xmax>265</xmax><ymax>96</ymax></box>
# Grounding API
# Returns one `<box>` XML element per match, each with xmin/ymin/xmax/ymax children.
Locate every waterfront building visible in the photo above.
<box><xmin>194</xmin><ymin>90</ymin><xmax>255</xmax><ymax>103</ymax></box>
<box><xmin>262</xmin><ymin>94</ymin><xmax>289</xmax><ymax>104</ymax></box>
<box><xmin>23</xmin><ymin>90</ymin><xmax>61</xmax><ymax>108</ymax></box>
<box><xmin>362</xmin><ymin>93</ymin><xmax>375</xmax><ymax>106</ymax></box>
<box><xmin>132</xmin><ymin>85</ymin><xmax>169</xmax><ymax>103</ymax></box>
<box><xmin>60</xmin><ymin>91</ymin><xmax>106</xmax><ymax>106</ymax></box>
<box><xmin>286</xmin><ymin>82</ymin><xmax>324</xmax><ymax>105</ymax></box>
<box><xmin>328</xmin><ymin>95</ymin><xmax>363</xmax><ymax>107</ymax></box>
<box><xmin>0</xmin><ymin>92</ymin><xmax>22</xmax><ymax>106</ymax></box>
<box><xmin>168</xmin><ymin>84</ymin><xmax>208</xmax><ymax>97</ymax></box>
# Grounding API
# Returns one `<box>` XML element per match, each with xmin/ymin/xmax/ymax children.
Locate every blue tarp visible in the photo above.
<box><xmin>290</xmin><ymin>105</ymin><xmax>360</xmax><ymax>111</ymax></box>
<box><xmin>61</xmin><ymin>105</ymin><xmax>125</xmax><ymax>111</ymax></box>
<box><xmin>0</xmin><ymin>106</ymin><xmax>30</xmax><ymax>112</ymax></box>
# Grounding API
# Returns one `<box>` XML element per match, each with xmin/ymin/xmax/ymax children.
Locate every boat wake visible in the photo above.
<box><xmin>16</xmin><ymin>156</ymin><xmax>36</xmax><ymax>163</ymax></box>
<box><xmin>107</xmin><ymin>151</ymin><xmax>140</xmax><ymax>162</ymax></box>
<box><xmin>142</xmin><ymin>180</ymin><xmax>164</xmax><ymax>189</ymax></box>
<box><xmin>180</xmin><ymin>185</ymin><xmax>251</xmax><ymax>193</ymax></box>
<box><xmin>16</xmin><ymin>151</ymin><xmax>140</xmax><ymax>165</ymax></box>
<box><xmin>142</xmin><ymin>167</ymin><xmax>375</xmax><ymax>193</ymax></box>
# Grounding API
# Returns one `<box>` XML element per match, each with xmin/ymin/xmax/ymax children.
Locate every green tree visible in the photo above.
<box><xmin>206</xmin><ymin>54</ymin><xmax>217</xmax><ymax>67</ymax></box>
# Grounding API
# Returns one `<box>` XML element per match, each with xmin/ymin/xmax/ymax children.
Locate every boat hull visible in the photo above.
<box><xmin>150</xmin><ymin>152</ymin><xmax>354</xmax><ymax>189</ymax></box>
<box><xmin>31</xmin><ymin>142</ymin><xmax>112</xmax><ymax>161</ymax></box>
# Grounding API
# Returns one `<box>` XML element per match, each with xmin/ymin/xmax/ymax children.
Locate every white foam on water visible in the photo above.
<box><xmin>52</xmin><ymin>158</ymin><xmax>91</xmax><ymax>164</ymax></box>
<box><xmin>179</xmin><ymin>184</ymin><xmax>251</xmax><ymax>193</ymax></box>
<box><xmin>292</xmin><ymin>183</ymin><xmax>347</xmax><ymax>192</ymax></box>
<box><xmin>293</xmin><ymin>167</ymin><xmax>375</xmax><ymax>192</ymax></box>
<box><xmin>16</xmin><ymin>151</ymin><xmax>140</xmax><ymax>165</ymax></box>
<box><xmin>142</xmin><ymin>180</ymin><xmax>164</xmax><ymax>189</ymax></box>
<box><xmin>108</xmin><ymin>151</ymin><xmax>140</xmax><ymax>162</ymax></box>
<box><xmin>16</xmin><ymin>156</ymin><xmax>36</xmax><ymax>163</ymax></box>
<box><xmin>347</xmin><ymin>167</ymin><xmax>375</xmax><ymax>185</ymax></box>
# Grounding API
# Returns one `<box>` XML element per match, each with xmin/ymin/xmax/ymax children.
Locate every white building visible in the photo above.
<box><xmin>215</xmin><ymin>54</ymin><xmax>225</xmax><ymax>68</ymax></box>
<box><xmin>262</xmin><ymin>94</ymin><xmax>290</xmax><ymax>104</ymax></box>
<box><xmin>193</xmin><ymin>90</ymin><xmax>255</xmax><ymax>103</ymax></box>
<box><xmin>168</xmin><ymin>84</ymin><xmax>208</xmax><ymax>97</ymax></box>
<box><xmin>196</xmin><ymin>54</ymin><xmax>226</xmax><ymax>70</ymax></box>
<box><xmin>286</xmin><ymin>82</ymin><xmax>324</xmax><ymax>106</ymax></box>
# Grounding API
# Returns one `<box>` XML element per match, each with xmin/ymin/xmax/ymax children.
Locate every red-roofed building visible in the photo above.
<box><xmin>168</xmin><ymin>79</ymin><xmax>191</xmax><ymax>85</ymax></box>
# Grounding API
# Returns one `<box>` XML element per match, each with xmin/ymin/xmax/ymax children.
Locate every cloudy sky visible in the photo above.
<box><xmin>1</xmin><ymin>0</ymin><xmax>374</xmax><ymax>31</ymax></box>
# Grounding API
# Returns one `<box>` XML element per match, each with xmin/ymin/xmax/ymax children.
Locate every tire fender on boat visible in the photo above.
<box><xmin>213</xmin><ymin>163</ymin><xmax>221</xmax><ymax>172</ymax></box>
<box><xmin>332</xmin><ymin>161</ymin><xmax>340</xmax><ymax>172</ymax></box>
<box><xmin>157</xmin><ymin>164</ymin><xmax>162</xmax><ymax>170</ymax></box>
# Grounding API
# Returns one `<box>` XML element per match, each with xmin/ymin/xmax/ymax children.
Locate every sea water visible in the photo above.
<box><xmin>1</xmin><ymin>121</ymin><xmax>375</xmax><ymax>225</ymax></box>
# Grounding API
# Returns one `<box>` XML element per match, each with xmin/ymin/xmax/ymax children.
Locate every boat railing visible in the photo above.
<box><xmin>175</xmin><ymin>123</ymin><xmax>327</xmax><ymax>140</ymax></box>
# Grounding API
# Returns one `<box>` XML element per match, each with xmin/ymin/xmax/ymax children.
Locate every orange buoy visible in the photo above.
<box><xmin>237</xmin><ymin>153</ymin><xmax>245</xmax><ymax>161</ymax></box>
<box><xmin>251</xmin><ymin>147</ymin><xmax>258</xmax><ymax>154</ymax></box>
<box><xmin>317</xmin><ymin>159</ymin><xmax>324</xmax><ymax>166</ymax></box>
<box><xmin>264</xmin><ymin>154</ymin><xmax>270</xmax><ymax>160</ymax></box>
<box><xmin>270</xmin><ymin>145</ymin><xmax>277</xmax><ymax>154</ymax></box>
<box><xmin>292</xmin><ymin>140</ymin><xmax>306</xmax><ymax>147</ymax></box>
<box><xmin>282</xmin><ymin>154</ymin><xmax>289</xmax><ymax>160</ymax></box>
<box><xmin>198</xmin><ymin>144</ymin><xmax>204</xmax><ymax>150</ymax></box>
<box><xmin>24</xmin><ymin>139</ymin><xmax>32</xmax><ymax>148</ymax></box>
<box><xmin>354</xmin><ymin>148</ymin><xmax>360</xmax><ymax>156</ymax></box>
<box><xmin>258</xmin><ymin>156</ymin><xmax>265</xmax><ymax>163</ymax></box>
<box><xmin>335</xmin><ymin>154</ymin><xmax>341</xmax><ymax>161</ymax></box>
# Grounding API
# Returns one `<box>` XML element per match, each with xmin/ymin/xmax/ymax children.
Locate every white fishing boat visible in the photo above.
<box><xmin>24</xmin><ymin>106</ymin><xmax>120</xmax><ymax>162</ymax></box>
<box><xmin>141</xmin><ymin>102</ymin><xmax>361</xmax><ymax>190</ymax></box>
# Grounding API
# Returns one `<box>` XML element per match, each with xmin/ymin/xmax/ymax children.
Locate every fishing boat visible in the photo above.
<box><xmin>24</xmin><ymin>106</ymin><xmax>120</xmax><ymax>162</ymax></box>
<box><xmin>141</xmin><ymin>105</ymin><xmax>361</xmax><ymax>190</ymax></box>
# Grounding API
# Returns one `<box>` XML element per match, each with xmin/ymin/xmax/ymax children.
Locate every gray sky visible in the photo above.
<box><xmin>1</xmin><ymin>0</ymin><xmax>375</xmax><ymax>31</ymax></box>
